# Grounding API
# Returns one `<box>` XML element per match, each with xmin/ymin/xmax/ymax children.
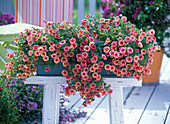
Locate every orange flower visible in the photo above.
<box><xmin>62</xmin><ymin>70</ymin><xmax>68</xmax><ymax>76</ymax></box>
<box><xmin>69</xmin><ymin>89</ymin><xmax>75</xmax><ymax>95</ymax></box>
<box><xmin>75</xmin><ymin>82</ymin><xmax>81</xmax><ymax>87</ymax></box>
<box><xmin>89</xmin><ymin>67</ymin><xmax>95</xmax><ymax>72</ymax></box>
<box><xmin>92</xmin><ymin>72</ymin><xmax>98</xmax><ymax>78</ymax></box>
<box><xmin>54</xmin><ymin>58</ymin><xmax>60</xmax><ymax>64</ymax></box>
<box><xmin>86</xmin><ymin>100</ymin><xmax>91</xmax><ymax>105</ymax></box>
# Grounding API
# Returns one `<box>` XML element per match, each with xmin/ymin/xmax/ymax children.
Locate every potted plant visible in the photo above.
<box><xmin>2</xmin><ymin>14</ymin><xmax>157</xmax><ymax>106</ymax></box>
<box><xmin>100</xmin><ymin>0</ymin><xmax>169</xmax><ymax>85</ymax></box>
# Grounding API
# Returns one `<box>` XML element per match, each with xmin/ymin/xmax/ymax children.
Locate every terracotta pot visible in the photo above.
<box><xmin>142</xmin><ymin>49</ymin><xmax>164</xmax><ymax>85</ymax></box>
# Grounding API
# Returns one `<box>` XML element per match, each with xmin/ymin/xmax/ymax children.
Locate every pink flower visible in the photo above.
<box><xmin>89</xmin><ymin>37</ymin><xmax>94</xmax><ymax>42</ymax></box>
<box><xmin>109</xmin><ymin>50</ymin><xmax>115</xmax><ymax>57</ymax></box>
<box><xmin>111</xmin><ymin>41</ymin><xmax>117</xmax><ymax>47</ymax></box>
<box><xmin>55</xmin><ymin>34</ymin><xmax>60</xmax><ymax>38</ymax></box>
<box><xmin>33</xmin><ymin>45</ymin><xmax>39</xmax><ymax>50</ymax></box>
<box><xmin>103</xmin><ymin>46</ymin><xmax>110</xmax><ymax>53</ymax></box>
<box><xmin>43</xmin><ymin>56</ymin><xmax>49</xmax><ymax>61</ymax></box>
<box><xmin>127</xmin><ymin>47</ymin><xmax>133</xmax><ymax>54</ymax></box>
<box><xmin>149</xmin><ymin>53</ymin><xmax>154</xmax><ymax>58</ymax></box>
<box><xmin>102</xmin><ymin>54</ymin><xmax>107</xmax><ymax>60</ymax></box>
<box><xmin>121</xmin><ymin>16</ymin><xmax>127</xmax><ymax>22</ymax></box>
<box><xmin>51</xmin><ymin>53</ymin><xmax>57</xmax><ymax>59</ymax></box>
<box><xmin>14</xmin><ymin>38</ymin><xmax>19</xmax><ymax>43</ymax></box>
<box><xmin>60</xmin><ymin>40</ymin><xmax>66</xmax><ymax>45</ymax></box>
<box><xmin>138</xmin><ymin>42</ymin><xmax>143</xmax><ymax>48</ymax></box>
<box><xmin>141</xmin><ymin>49</ymin><xmax>146</xmax><ymax>54</ymax></box>
<box><xmin>85</xmin><ymin>24</ymin><xmax>90</xmax><ymax>30</ymax></box>
<box><xmin>148</xmin><ymin>29</ymin><xmax>155</xmax><ymax>35</ymax></box>
<box><xmin>28</xmin><ymin>40</ymin><xmax>33</xmax><ymax>46</ymax></box>
<box><xmin>75</xmin><ymin>64</ymin><xmax>81</xmax><ymax>70</ymax></box>
<box><xmin>78</xmin><ymin>33</ymin><xmax>83</xmax><ymax>38</ymax></box>
<box><xmin>106</xmin><ymin>26</ymin><xmax>110</xmax><ymax>30</ymax></box>
<box><xmin>82</xmin><ymin>52</ymin><xmax>88</xmax><ymax>58</ymax></box>
<box><xmin>69</xmin><ymin>38</ymin><xmax>76</xmax><ymax>44</ymax></box>
<box><xmin>45</xmin><ymin>67</ymin><xmax>50</xmax><ymax>72</ymax></box>
<box><xmin>141</xmin><ymin>32</ymin><xmax>146</xmax><ymax>37</ymax></box>
<box><xmin>49</xmin><ymin>46</ymin><xmax>55</xmax><ymax>51</ymax></box>
<box><xmin>19</xmin><ymin>51</ymin><xmax>24</xmax><ymax>56</ymax></box>
<box><xmin>34</xmin><ymin>51</ymin><xmax>40</xmax><ymax>56</ymax></box>
<box><xmin>100</xmin><ymin>18</ymin><xmax>105</xmax><ymax>22</ymax></box>
<box><xmin>70</xmin><ymin>43</ymin><xmax>77</xmax><ymax>49</ymax></box>
<box><xmin>130</xmin><ymin>35</ymin><xmax>135</xmax><ymax>41</ymax></box>
<box><xmin>138</xmin><ymin>54</ymin><xmax>144</xmax><ymax>60</ymax></box>
<box><xmin>114</xmin><ymin>51</ymin><xmax>119</xmax><ymax>58</ymax></box>
<box><xmin>99</xmin><ymin>24</ymin><xmax>105</xmax><ymax>29</ymax></box>
<box><xmin>56</xmin><ymin>44</ymin><xmax>61</xmax><ymax>49</ymax></box>
<box><xmin>134</xmin><ymin>55</ymin><xmax>139</xmax><ymax>62</ymax></box>
<box><xmin>119</xmin><ymin>47</ymin><xmax>126</xmax><ymax>53</ymax></box>
<box><xmin>126</xmin><ymin>56</ymin><xmax>133</xmax><ymax>63</ymax></box>
<box><xmin>26</xmin><ymin>36</ymin><xmax>32</xmax><ymax>41</ymax></box>
<box><xmin>85</xmin><ymin>14</ymin><xmax>90</xmax><ymax>18</ymax></box>
<box><xmin>41</xmin><ymin>36</ymin><xmax>47</xmax><ymax>42</ymax></box>
<box><xmin>84</xmin><ymin>45</ymin><xmax>90</xmax><ymax>52</ymax></box>
<box><xmin>22</xmin><ymin>56</ymin><xmax>28</xmax><ymax>62</ymax></box>
<box><xmin>116</xmin><ymin>21</ymin><xmax>120</xmax><ymax>26</ymax></box>
<box><xmin>28</xmin><ymin>50</ymin><xmax>33</xmax><ymax>56</ymax></box>
<box><xmin>64</xmin><ymin>46</ymin><xmax>69</xmax><ymax>52</ymax></box>
<box><xmin>126</xmin><ymin>72</ymin><xmax>131</xmax><ymax>77</ymax></box>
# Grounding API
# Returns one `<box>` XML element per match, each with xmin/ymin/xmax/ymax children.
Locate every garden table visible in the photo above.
<box><xmin>25</xmin><ymin>76</ymin><xmax>142</xmax><ymax>124</ymax></box>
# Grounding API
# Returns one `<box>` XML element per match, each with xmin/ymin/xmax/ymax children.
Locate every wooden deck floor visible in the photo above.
<box><xmin>67</xmin><ymin>55</ymin><xmax>170</xmax><ymax>124</ymax></box>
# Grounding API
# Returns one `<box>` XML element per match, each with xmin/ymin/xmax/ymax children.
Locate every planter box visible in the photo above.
<box><xmin>36</xmin><ymin>65</ymin><xmax>63</xmax><ymax>76</ymax></box>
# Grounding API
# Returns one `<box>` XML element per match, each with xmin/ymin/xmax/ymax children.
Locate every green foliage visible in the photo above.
<box><xmin>100</xmin><ymin>0</ymin><xmax>169</xmax><ymax>56</ymax></box>
<box><xmin>0</xmin><ymin>78</ymin><xmax>20</xmax><ymax>124</ymax></box>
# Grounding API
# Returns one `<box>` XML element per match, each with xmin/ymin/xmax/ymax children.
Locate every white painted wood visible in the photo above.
<box><xmin>89</xmin><ymin>0</ymin><xmax>96</xmax><ymax>17</ymax></box>
<box><xmin>25</xmin><ymin>76</ymin><xmax>142</xmax><ymax>87</ymax></box>
<box><xmin>79</xmin><ymin>87</ymin><xmax>133</xmax><ymax>124</ymax></box>
<box><xmin>165</xmin><ymin>106</ymin><xmax>170</xmax><ymax>124</ymax></box>
<box><xmin>109</xmin><ymin>86</ymin><xmax>124</xmax><ymax>124</ymax></box>
<box><xmin>25</xmin><ymin>76</ymin><xmax>142</xmax><ymax>124</ymax></box>
<box><xmin>25</xmin><ymin>76</ymin><xmax>66</xmax><ymax>85</ymax></box>
<box><xmin>78</xmin><ymin>0</ymin><xmax>85</xmax><ymax>25</ymax></box>
<box><xmin>124</xmin><ymin>86</ymin><xmax>155</xmax><ymax>124</ymax></box>
<box><xmin>104</xmin><ymin>78</ymin><xmax>142</xmax><ymax>87</ymax></box>
<box><xmin>139</xmin><ymin>84</ymin><xmax>170</xmax><ymax>124</ymax></box>
<box><xmin>42</xmin><ymin>83</ymin><xmax>60</xmax><ymax>124</ymax></box>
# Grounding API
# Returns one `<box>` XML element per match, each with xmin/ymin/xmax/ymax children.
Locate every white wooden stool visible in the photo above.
<box><xmin>25</xmin><ymin>76</ymin><xmax>142</xmax><ymax>124</ymax></box>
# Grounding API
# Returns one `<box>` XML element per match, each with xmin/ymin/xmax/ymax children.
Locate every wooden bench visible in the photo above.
<box><xmin>25</xmin><ymin>76</ymin><xmax>142</xmax><ymax>124</ymax></box>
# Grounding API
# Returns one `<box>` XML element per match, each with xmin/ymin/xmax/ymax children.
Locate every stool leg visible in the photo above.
<box><xmin>109</xmin><ymin>86</ymin><xmax>124</xmax><ymax>124</ymax></box>
<box><xmin>42</xmin><ymin>83</ymin><xmax>60</xmax><ymax>124</ymax></box>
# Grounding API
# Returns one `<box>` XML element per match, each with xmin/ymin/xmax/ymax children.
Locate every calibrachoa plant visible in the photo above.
<box><xmin>99</xmin><ymin>0</ymin><xmax>169</xmax><ymax>56</ymax></box>
<box><xmin>0</xmin><ymin>12</ymin><xmax>15</xmax><ymax>26</ymax></box>
<box><xmin>2</xmin><ymin>15</ymin><xmax>157</xmax><ymax>107</ymax></box>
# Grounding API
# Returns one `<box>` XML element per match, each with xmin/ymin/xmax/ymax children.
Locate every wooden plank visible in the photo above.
<box><xmin>139</xmin><ymin>84</ymin><xmax>170</xmax><ymax>124</ymax></box>
<box><xmin>104</xmin><ymin>78</ymin><xmax>142</xmax><ymax>87</ymax></box>
<box><xmin>42</xmin><ymin>83</ymin><xmax>60</xmax><ymax>124</ymax></box>
<box><xmin>26</xmin><ymin>76</ymin><xmax>142</xmax><ymax>87</ymax></box>
<box><xmin>123</xmin><ymin>86</ymin><xmax>155</xmax><ymax>124</ymax></box>
<box><xmin>80</xmin><ymin>87</ymin><xmax>133</xmax><ymax>124</ymax></box>
<box><xmin>69</xmin><ymin>95</ymin><xmax>107</xmax><ymax>124</ymax></box>
<box><xmin>64</xmin><ymin>93</ymin><xmax>81</xmax><ymax>110</ymax></box>
<box><xmin>78</xmin><ymin>0</ymin><xmax>85</xmax><ymax>25</ymax></box>
<box><xmin>89</xmin><ymin>0</ymin><xmax>96</xmax><ymax>16</ymax></box>
<box><xmin>165</xmin><ymin>104</ymin><xmax>170</xmax><ymax>124</ymax></box>
<box><xmin>109</xmin><ymin>86</ymin><xmax>124</xmax><ymax>124</ymax></box>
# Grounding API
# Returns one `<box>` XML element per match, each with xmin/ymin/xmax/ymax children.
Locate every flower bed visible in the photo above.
<box><xmin>0</xmin><ymin>12</ymin><xmax>15</xmax><ymax>26</ymax></box>
<box><xmin>1</xmin><ymin>15</ymin><xmax>157</xmax><ymax>107</ymax></box>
